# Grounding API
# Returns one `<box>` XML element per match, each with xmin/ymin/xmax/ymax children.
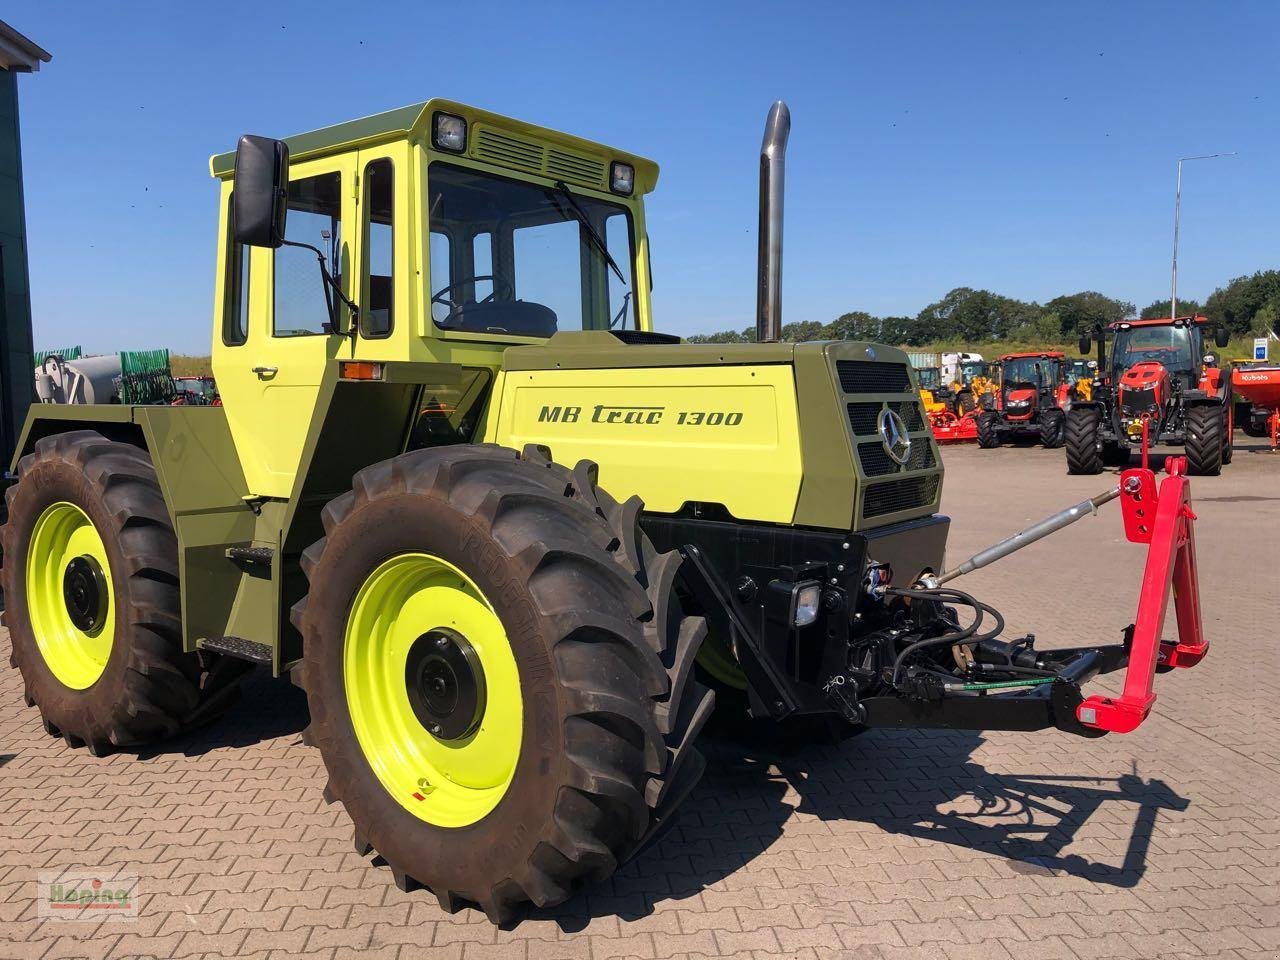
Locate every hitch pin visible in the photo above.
<box><xmin>920</xmin><ymin>484</ymin><xmax>1121</xmax><ymax>588</ymax></box>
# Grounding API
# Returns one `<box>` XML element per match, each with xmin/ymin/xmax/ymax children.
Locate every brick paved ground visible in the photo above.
<box><xmin>1</xmin><ymin>437</ymin><xmax>1277</xmax><ymax>959</ymax></box>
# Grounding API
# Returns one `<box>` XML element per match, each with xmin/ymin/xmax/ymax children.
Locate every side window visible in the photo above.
<box><xmin>605</xmin><ymin>213</ymin><xmax>634</xmax><ymax>329</ymax></box>
<box><xmin>512</xmin><ymin>221</ymin><xmax>583</xmax><ymax>329</ymax></box>
<box><xmin>429</xmin><ymin>231</ymin><xmax>453</xmax><ymax>325</ymax></box>
<box><xmin>361</xmin><ymin>159</ymin><xmax>394</xmax><ymax>338</ymax></box>
<box><xmin>274</xmin><ymin>171</ymin><xmax>342</xmax><ymax>337</ymax></box>
<box><xmin>223</xmin><ymin>196</ymin><xmax>250</xmax><ymax>345</ymax></box>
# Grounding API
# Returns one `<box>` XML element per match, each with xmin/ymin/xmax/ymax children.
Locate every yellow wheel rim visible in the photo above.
<box><xmin>344</xmin><ymin>553</ymin><xmax>522</xmax><ymax>828</ymax></box>
<box><xmin>25</xmin><ymin>502</ymin><xmax>116</xmax><ymax>690</ymax></box>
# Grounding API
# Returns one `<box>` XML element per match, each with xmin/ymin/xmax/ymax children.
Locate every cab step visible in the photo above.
<box><xmin>200</xmin><ymin>636</ymin><xmax>273</xmax><ymax>665</ymax></box>
<box><xmin>226</xmin><ymin>545</ymin><xmax>274</xmax><ymax>567</ymax></box>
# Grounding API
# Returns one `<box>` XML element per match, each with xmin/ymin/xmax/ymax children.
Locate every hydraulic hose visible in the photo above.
<box><xmin>884</xmin><ymin>585</ymin><xmax>1006</xmax><ymax>689</ymax></box>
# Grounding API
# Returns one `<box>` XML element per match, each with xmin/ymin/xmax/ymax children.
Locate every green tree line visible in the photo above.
<box><xmin>687</xmin><ymin>269</ymin><xmax>1280</xmax><ymax>345</ymax></box>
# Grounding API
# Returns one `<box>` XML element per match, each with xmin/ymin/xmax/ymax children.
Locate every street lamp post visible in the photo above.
<box><xmin>1171</xmin><ymin>152</ymin><xmax>1235</xmax><ymax>320</ymax></box>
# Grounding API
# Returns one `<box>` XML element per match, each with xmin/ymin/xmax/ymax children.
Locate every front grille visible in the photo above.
<box><xmin>837</xmin><ymin>360</ymin><xmax>911</xmax><ymax>394</ymax></box>
<box><xmin>857</xmin><ymin>438</ymin><xmax>936</xmax><ymax>478</ymax></box>
<box><xmin>863</xmin><ymin>475</ymin><xmax>941</xmax><ymax>519</ymax></box>
<box><xmin>471</xmin><ymin>127</ymin><xmax>607</xmax><ymax>189</ymax></box>
<box><xmin>847</xmin><ymin>402</ymin><xmax>881</xmax><ymax>435</ymax></box>
<box><xmin>847</xmin><ymin>399</ymin><xmax>925</xmax><ymax>436</ymax></box>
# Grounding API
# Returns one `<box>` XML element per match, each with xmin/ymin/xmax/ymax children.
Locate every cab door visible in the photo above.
<box><xmin>213</xmin><ymin>153</ymin><xmax>356</xmax><ymax>498</ymax></box>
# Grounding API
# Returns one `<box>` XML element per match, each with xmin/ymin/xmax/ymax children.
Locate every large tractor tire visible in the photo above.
<box><xmin>0</xmin><ymin>431</ymin><xmax>247</xmax><ymax>754</ymax></box>
<box><xmin>1185</xmin><ymin>404</ymin><xmax>1225</xmax><ymax>476</ymax></box>
<box><xmin>290</xmin><ymin>444</ymin><xmax>712</xmax><ymax>922</ymax></box>
<box><xmin>1040</xmin><ymin>409</ymin><xmax>1066</xmax><ymax>448</ymax></box>
<box><xmin>957</xmin><ymin>392</ymin><xmax>977</xmax><ymax>415</ymax></box>
<box><xmin>1064</xmin><ymin>407</ymin><xmax>1104</xmax><ymax>474</ymax></box>
<box><xmin>976</xmin><ymin>412</ymin><xmax>1001</xmax><ymax>448</ymax></box>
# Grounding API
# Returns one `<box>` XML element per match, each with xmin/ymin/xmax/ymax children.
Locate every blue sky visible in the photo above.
<box><xmin>7</xmin><ymin>0</ymin><xmax>1277</xmax><ymax>354</ymax></box>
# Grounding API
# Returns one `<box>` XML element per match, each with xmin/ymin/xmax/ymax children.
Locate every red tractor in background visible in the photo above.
<box><xmin>976</xmin><ymin>352</ymin><xmax>1071</xmax><ymax>449</ymax></box>
<box><xmin>1065</xmin><ymin>316</ymin><xmax>1233</xmax><ymax>475</ymax></box>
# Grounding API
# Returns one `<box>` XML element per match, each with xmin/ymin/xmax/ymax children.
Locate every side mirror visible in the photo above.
<box><xmin>1077</xmin><ymin>334</ymin><xmax>1091</xmax><ymax>356</ymax></box>
<box><xmin>233</xmin><ymin>135</ymin><xmax>289</xmax><ymax>248</ymax></box>
<box><xmin>1214</xmin><ymin>326</ymin><xmax>1230</xmax><ymax>348</ymax></box>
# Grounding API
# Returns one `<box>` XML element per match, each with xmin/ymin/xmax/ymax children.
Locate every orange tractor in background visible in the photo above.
<box><xmin>977</xmin><ymin>352</ymin><xmax>1071</xmax><ymax>449</ymax></box>
<box><xmin>1066</xmin><ymin>316</ymin><xmax>1233</xmax><ymax>474</ymax></box>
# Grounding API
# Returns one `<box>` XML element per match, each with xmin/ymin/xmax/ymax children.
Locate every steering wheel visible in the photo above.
<box><xmin>431</xmin><ymin>275</ymin><xmax>514</xmax><ymax>320</ymax></box>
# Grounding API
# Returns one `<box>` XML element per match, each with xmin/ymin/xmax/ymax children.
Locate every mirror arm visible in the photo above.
<box><xmin>280</xmin><ymin>239</ymin><xmax>361</xmax><ymax>338</ymax></box>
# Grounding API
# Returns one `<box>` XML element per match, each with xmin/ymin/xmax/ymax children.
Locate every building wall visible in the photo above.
<box><xmin>0</xmin><ymin>67</ymin><xmax>35</xmax><ymax>472</ymax></box>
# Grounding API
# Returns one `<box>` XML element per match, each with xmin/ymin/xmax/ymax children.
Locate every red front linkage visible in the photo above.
<box><xmin>1075</xmin><ymin>453</ymin><xmax>1208</xmax><ymax>733</ymax></box>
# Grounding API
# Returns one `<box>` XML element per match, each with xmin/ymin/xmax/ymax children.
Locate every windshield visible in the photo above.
<box><xmin>1001</xmin><ymin>357</ymin><xmax>1058</xmax><ymax>387</ymax></box>
<box><xmin>428</xmin><ymin>163</ymin><xmax>636</xmax><ymax>337</ymax></box>
<box><xmin>1112</xmin><ymin>325</ymin><xmax>1195</xmax><ymax>374</ymax></box>
<box><xmin>917</xmin><ymin>367</ymin><xmax>941</xmax><ymax>389</ymax></box>
<box><xmin>959</xmin><ymin>361</ymin><xmax>987</xmax><ymax>383</ymax></box>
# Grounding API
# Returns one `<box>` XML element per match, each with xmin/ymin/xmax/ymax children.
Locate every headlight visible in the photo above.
<box><xmin>792</xmin><ymin>582</ymin><xmax>822</xmax><ymax>627</ymax></box>
<box><xmin>432</xmin><ymin>112</ymin><xmax>467</xmax><ymax>153</ymax></box>
<box><xmin>609</xmin><ymin>161</ymin><xmax>634</xmax><ymax>196</ymax></box>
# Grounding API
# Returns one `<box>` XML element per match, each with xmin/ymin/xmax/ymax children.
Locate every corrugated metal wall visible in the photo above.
<box><xmin>0</xmin><ymin>68</ymin><xmax>35</xmax><ymax>475</ymax></box>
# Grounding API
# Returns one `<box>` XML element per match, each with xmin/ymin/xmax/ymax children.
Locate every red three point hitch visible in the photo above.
<box><xmin>1076</xmin><ymin>455</ymin><xmax>1208</xmax><ymax>734</ymax></box>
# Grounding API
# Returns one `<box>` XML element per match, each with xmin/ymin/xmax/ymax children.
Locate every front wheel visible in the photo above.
<box><xmin>1185</xmin><ymin>404</ymin><xmax>1225</xmax><ymax>475</ymax></box>
<box><xmin>976</xmin><ymin>412</ymin><xmax>1001</xmax><ymax>448</ymax></box>
<box><xmin>291</xmin><ymin>444</ymin><xmax>712</xmax><ymax>922</ymax></box>
<box><xmin>1040</xmin><ymin>409</ymin><xmax>1066</xmax><ymax>448</ymax></box>
<box><xmin>1064</xmin><ymin>407</ymin><xmax>1103</xmax><ymax>474</ymax></box>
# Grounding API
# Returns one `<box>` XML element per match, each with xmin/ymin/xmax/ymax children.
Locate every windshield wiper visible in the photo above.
<box><xmin>548</xmin><ymin>180</ymin><xmax>628</xmax><ymax>287</ymax></box>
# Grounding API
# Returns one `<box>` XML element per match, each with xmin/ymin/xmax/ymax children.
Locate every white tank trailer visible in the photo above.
<box><xmin>34</xmin><ymin>354</ymin><xmax>123</xmax><ymax>405</ymax></box>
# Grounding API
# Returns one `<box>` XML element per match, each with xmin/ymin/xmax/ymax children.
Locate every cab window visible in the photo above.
<box><xmin>223</xmin><ymin>195</ymin><xmax>250</xmax><ymax>346</ymax></box>
<box><xmin>361</xmin><ymin>159</ymin><xmax>394</xmax><ymax>338</ymax></box>
<box><xmin>427</xmin><ymin>162</ymin><xmax>636</xmax><ymax>338</ymax></box>
<box><xmin>275</xmin><ymin>171</ymin><xmax>342</xmax><ymax>337</ymax></box>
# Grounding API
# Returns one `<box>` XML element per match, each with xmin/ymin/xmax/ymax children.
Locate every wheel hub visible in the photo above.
<box><xmin>405</xmin><ymin>628</ymin><xmax>486</xmax><ymax>741</ymax></box>
<box><xmin>62</xmin><ymin>555</ymin><xmax>107</xmax><ymax>633</ymax></box>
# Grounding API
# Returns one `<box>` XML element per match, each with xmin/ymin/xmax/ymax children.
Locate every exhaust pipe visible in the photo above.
<box><xmin>756</xmin><ymin>101</ymin><xmax>790</xmax><ymax>343</ymax></box>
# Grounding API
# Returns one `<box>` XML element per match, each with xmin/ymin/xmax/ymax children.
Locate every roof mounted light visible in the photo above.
<box><xmin>432</xmin><ymin>112</ymin><xmax>467</xmax><ymax>153</ymax></box>
<box><xmin>609</xmin><ymin>161</ymin><xmax>634</xmax><ymax>196</ymax></box>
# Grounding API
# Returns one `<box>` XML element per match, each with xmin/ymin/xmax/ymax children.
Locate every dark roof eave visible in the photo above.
<box><xmin>0</xmin><ymin>19</ymin><xmax>51</xmax><ymax>72</ymax></box>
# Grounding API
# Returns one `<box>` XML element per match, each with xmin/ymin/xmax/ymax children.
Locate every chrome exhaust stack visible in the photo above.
<box><xmin>756</xmin><ymin>101</ymin><xmax>790</xmax><ymax>343</ymax></box>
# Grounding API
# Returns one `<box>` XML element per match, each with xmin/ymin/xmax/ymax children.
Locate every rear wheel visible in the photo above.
<box><xmin>291</xmin><ymin>444</ymin><xmax>712</xmax><ymax>922</ymax></box>
<box><xmin>1064</xmin><ymin>407</ymin><xmax>1103</xmax><ymax>474</ymax></box>
<box><xmin>957</xmin><ymin>392</ymin><xmax>977</xmax><ymax>415</ymax></box>
<box><xmin>1040</xmin><ymin>409</ymin><xmax>1066</xmax><ymax>448</ymax></box>
<box><xmin>1185</xmin><ymin>404</ymin><xmax>1224</xmax><ymax>476</ymax></box>
<box><xmin>1</xmin><ymin>430</ymin><xmax>245</xmax><ymax>754</ymax></box>
<box><xmin>976</xmin><ymin>412</ymin><xmax>1001</xmax><ymax>448</ymax></box>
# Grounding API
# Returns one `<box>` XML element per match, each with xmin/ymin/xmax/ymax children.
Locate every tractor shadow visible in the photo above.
<box><xmin>130</xmin><ymin>669</ymin><xmax>309</xmax><ymax>759</ymax></box>
<box><xmin>539</xmin><ymin>726</ymin><xmax>1188</xmax><ymax>931</ymax></box>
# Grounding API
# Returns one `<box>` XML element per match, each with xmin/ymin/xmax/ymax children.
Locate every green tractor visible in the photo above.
<box><xmin>1</xmin><ymin>100</ymin><xmax>1208</xmax><ymax>921</ymax></box>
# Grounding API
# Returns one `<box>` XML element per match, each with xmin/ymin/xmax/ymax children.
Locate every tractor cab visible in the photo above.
<box><xmin>997</xmin><ymin>352</ymin><xmax>1066</xmax><ymax>419</ymax></box>
<box><xmin>916</xmin><ymin>365</ymin><xmax>942</xmax><ymax>391</ymax></box>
